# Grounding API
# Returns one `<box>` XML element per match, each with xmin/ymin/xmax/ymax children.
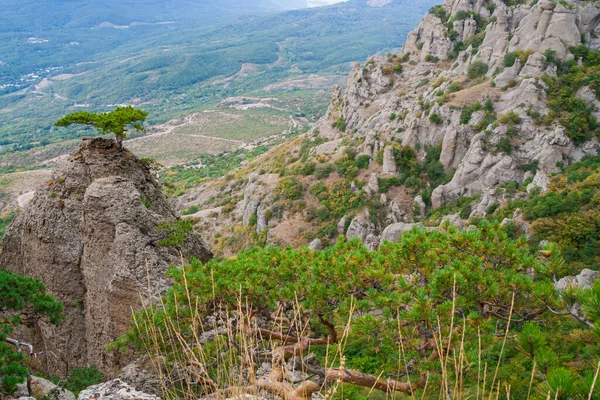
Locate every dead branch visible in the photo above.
<box><xmin>317</xmin><ymin>314</ymin><xmax>338</xmax><ymax>344</ymax></box>
<box><xmin>325</xmin><ymin>367</ymin><xmax>414</xmax><ymax>394</ymax></box>
<box><xmin>5</xmin><ymin>337</ymin><xmax>34</xmax><ymax>356</ymax></box>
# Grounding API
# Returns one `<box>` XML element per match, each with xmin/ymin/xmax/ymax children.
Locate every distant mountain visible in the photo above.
<box><xmin>0</xmin><ymin>0</ymin><xmax>438</xmax><ymax>161</ymax></box>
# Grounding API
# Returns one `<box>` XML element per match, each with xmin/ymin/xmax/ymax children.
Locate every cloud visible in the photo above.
<box><xmin>306</xmin><ymin>0</ymin><xmax>348</xmax><ymax>7</ymax></box>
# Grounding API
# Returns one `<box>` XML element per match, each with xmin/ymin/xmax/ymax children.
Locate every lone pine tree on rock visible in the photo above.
<box><xmin>55</xmin><ymin>106</ymin><xmax>148</xmax><ymax>150</ymax></box>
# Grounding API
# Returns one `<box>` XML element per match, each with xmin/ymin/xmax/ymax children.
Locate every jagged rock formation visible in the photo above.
<box><xmin>178</xmin><ymin>0</ymin><xmax>600</xmax><ymax>254</ymax></box>
<box><xmin>1</xmin><ymin>138</ymin><xmax>212</xmax><ymax>376</ymax></box>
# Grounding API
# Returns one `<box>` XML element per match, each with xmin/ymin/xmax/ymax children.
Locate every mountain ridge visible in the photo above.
<box><xmin>178</xmin><ymin>0</ymin><xmax>600</xmax><ymax>256</ymax></box>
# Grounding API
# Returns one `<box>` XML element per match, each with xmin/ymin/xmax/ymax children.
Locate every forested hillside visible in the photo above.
<box><xmin>0</xmin><ymin>0</ymin><xmax>436</xmax><ymax>168</ymax></box>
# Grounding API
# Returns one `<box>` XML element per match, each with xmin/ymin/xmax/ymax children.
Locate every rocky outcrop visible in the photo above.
<box><xmin>364</xmin><ymin>173</ymin><xmax>379</xmax><ymax>196</ymax></box>
<box><xmin>181</xmin><ymin>0</ymin><xmax>600</xmax><ymax>252</ymax></box>
<box><xmin>29</xmin><ymin>377</ymin><xmax>76</xmax><ymax>400</ymax></box>
<box><xmin>118</xmin><ymin>356</ymin><xmax>166</xmax><ymax>396</ymax></box>
<box><xmin>0</xmin><ymin>138</ymin><xmax>212</xmax><ymax>377</ymax></box>
<box><xmin>308</xmin><ymin>238</ymin><xmax>322</xmax><ymax>251</ymax></box>
<box><xmin>381</xmin><ymin>222</ymin><xmax>422</xmax><ymax>243</ymax></box>
<box><xmin>78</xmin><ymin>379</ymin><xmax>160</xmax><ymax>400</ymax></box>
<box><xmin>404</xmin><ymin>13</ymin><xmax>453</xmax><ymax>60</ymax></box>
<box><xmin>345</xmin><ymin>212</ymin><xmax>376</xmax><ymax>242</ymax></box>
<box><xmin>556</xmin><ymin>269</ymin><xmax>600</xmax><ymax>291</ymax></box>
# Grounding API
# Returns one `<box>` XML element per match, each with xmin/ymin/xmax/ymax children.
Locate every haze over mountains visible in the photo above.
<box><xmin>0</xmin><ymin>0</ymin><xmax>436</xmax><ymax>167</ymax></box>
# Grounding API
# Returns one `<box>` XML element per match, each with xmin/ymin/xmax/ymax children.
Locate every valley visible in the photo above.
<box><xmin>0</xmin><ymin>0</ymin><xmax>436</xmax><ymax>170</ymax></box>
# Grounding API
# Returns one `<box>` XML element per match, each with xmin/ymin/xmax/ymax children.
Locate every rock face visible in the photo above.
<box><xmin>176</xmin><ymin>0</ymin><xmax>600</xmax><ymax>253</ymax></box>
<box><xmin>78</xmin><ymin>379</ymin><xmax>159</xmax><ymax>400</ymax></box>
<box><xmin>0</xmin><ymin>138</ymin><xmax>212</xmax><ymax>376</ymax></box>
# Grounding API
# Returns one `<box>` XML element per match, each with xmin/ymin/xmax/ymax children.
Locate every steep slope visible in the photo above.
<box><xmin>0</xmin><ymin>137</ymin><xmax>212</xmax><ymax>377</ymax></box>
<box><xmin>177</xmin><ymin>0</ymin><xmax>600</xmax><ymax>255</ymax></box>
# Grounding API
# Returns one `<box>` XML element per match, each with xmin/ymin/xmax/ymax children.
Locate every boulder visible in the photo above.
<box><xmin>413</xmin><ymin>195</ymin><xmax>426</xmax><ymax>219</ymax></box>
<box><xmin>380</xmin><ymin>222</ymin><xmax>422</xmax><ymax>243</ymax></box>
<box><xmin>494</xmin><ymin>59</ymin><xmax>522</xmax><ymax>88</ymax></box>
<box><xmin>440</xmin><ymin>213</ymin><xmax>465</xmax><ymax>230</ymax></box>
<box><xmin>556</xmin><ymin>269</ymin><xmax>600</xmax><ymax>291</ymax></box>
<box><xmin>78</xmin><ymin>379</ymin><xmax>159</xmax><ymax>400</ymax></box>
<box><xmin>345</xmin><ymin>213</ymin><xmax>375</xmax><ymax>242</ymax></box>
<box><xmin>30</xmin><ymin>376</ymin><xmax>75</xmax><ymax>400</ymax></box>
<box><xmin>308</xmin><ymin>238</ymin><xmax>322</xmax><ymax>251</ymax></box>
<box><xmin>337</xmin><ymin>216</ymin><xmax>349</xmax><ymax>235</ymax></box>
<box><xmin>403</xmin><ymin>13</ymin><xmax>453</xmax><ymax>60</ymax></box>
<box><xmin>364</xmin><ymin>234</ymin><xmax>380</xmax><ymax>251</ymax></box>
<box><xmin>382</xmin><ymin>146</ymin><xmax>397</xmax><ymax>174</ymax></box>
<box><xmin>527</xmin><ymin>171</ymin><xmax>551</xmax><ymax>194</ymax></box>
<box><xmin>364</xmin><ymin>173</ymin><xmax>379</xmax><ymax>196</ymax></box>
<box><xmin>15</xmin><ymin>382</ymin><xmax>30</xmax><ymax>398</ymax></box>
<box><xmin>118</xmin><ymin>356</ymin><xmax>165</xmax><ymax>396</ymax></box>
<box><xmin>519</xmin><ymin>52</ymin><xmax>548</xmax><ymax>78</ymax></box>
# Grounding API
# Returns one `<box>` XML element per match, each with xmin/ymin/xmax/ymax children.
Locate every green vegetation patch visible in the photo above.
<box><xmin>541</xmin><ymin>45</ymin><xmax>600</xmax><ymax>145</ymax></box>
<box><xmin>119</xmin><ymin>223</ymin><xmax>600</xmax><ymax>399</ymax></box>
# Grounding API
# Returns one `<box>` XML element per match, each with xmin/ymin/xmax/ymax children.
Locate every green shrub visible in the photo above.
<box><xmin>315</xmin><ymin>164</ymin><xmax>334</xmax><ymax>179</ymax></box>
<box><xmin>181</xmin><ymin>205</ymin><xmax>200</xmax><ymax>215</ymax></box>
<box><xmin>310</xmin><ymin>182</ymin><xmax>366</xmax><ymax>218</ymax></box>
<box><xmin>460</xmin><ymin>102</ymin><xmax>482</xmax><ymax>124</ymax></box>
<box><xmin>1</xmin><ymin>271</ymin><xmax>63</xmax><ymax>394</ymax></box>
<box><xmin>277</xmin><ymin>177</ymin><xmax>304</xmax><ymax>200</ymax></box>
<box><xmin>248</xmin><ymin>214</ymin><xmax>258</xmax><ymax>226</ymax></box>
<box><xmin>496</xmin><ymin>137</ymin><xmax>512</xmax><ymax>154</ymax></box>
<box><xmin>447</xmin><ymin>81</ymin><xmax>462</xmax><ymax>93</ymax></box>
<box><xmin>429</xmin><ymin>5</ymin><xmax>448</xmax><ymax>21</ymax></box>
<box><xmin>157</xmin><ymin>220</ymin><xmax>194</xmax><ymax>247</ymax></box>
<box><xmin>454</xmin><ymin>10</ymin><xmax>471</xmax><ymax>20</ymax></box>
<box><xmin>544</xmin><ymin>49</ymin><xmax>557</xmax><ymax>65</ymax></box>
<box><xmin>377</xmin><ymin>177</ymin><xmax>402</xmax><ymax>193</ymax></box>
<box><xmin>355</xmin><ymin>155</ymin><xmax>371</xmax><ymax>169</ymax></box>
<box><xmin>504</xmin><ymin>52</ymin><xmax>518</xmax><ymax>67</ymax></box>
<box><xmin>49</xmin><ymin>367</ymin><xmax>104</xmax><ymax>396</ymax></box>
<box><xmin>467</xmin><ymin>61</ymin><xmax>489</xmax><ymax>79</ymax></box>
<box><xmin>416</xmin><ymin>79</ymin><xmax>430</xmax><ymax>88</ymax></box>
<box><xmin>498</xmin><ymin>111</ymin><xmax>522</xmax><ymax>125</ymax></box>
<box><xmin>300</xmin><ymin>162</ymin><xmax>316</xmax><ymax>176</ymax></box>
<box><xmin>459</xmin><ymin>204</ymin><xmax>472</xmax><ymax>219</ymax></box>
<box><xmin>315</xmin><ymin>207</ymin><xmax>331</xmax><ymax>222</ymax></box>
<box><xmin>120</xmin><ymin>223</ymin><xmax>590</xmax><ymax>399</ymax></box>
<box><xmin>332</xmin><ymin>117</ymin><xmax>347</xmax><ymax>132</ymax></box>
<box><xmin>522</xmin><ymin>160</ymin><xmax>539</xmax><ymax>173</ymax></box>
<box><xmin>429</xmin><ymin>113</ymin><xmax>443</xmax><ymax>125</ymax></box>
<box><xmin>140</xmin><ymin>194</ymin><xmax>151</xmax><ymax>209</ymax></box>
<box><xmin>487</xmin><ymin>202</ymin><xmax>500</xmax><ymax>215</ymax></box>
<box><xmin>391</xmin><ymin>144</ymin><xmax>417</xmax><ymax>171</ymax></box>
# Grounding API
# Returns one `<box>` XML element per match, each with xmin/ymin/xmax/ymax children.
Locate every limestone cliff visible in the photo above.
<box><xmin>0</xmin><ymin>137</ymin><xmax>212</xmax><ymax>376</ymax></box>
<box><xmin>178</xmin><ymin>0</ymin><xmax>600</xmax><ymax>254</ymax></box>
